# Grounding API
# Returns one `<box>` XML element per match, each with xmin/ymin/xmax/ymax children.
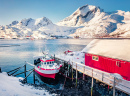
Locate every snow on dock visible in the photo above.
<box><xmin>56</xmin><ymin>54</ymin><xmax>130</xmax><ymax>94</ymax></box>
<box><xmin>82</xmin><ymin>39</ymin><xmax>130</xmax><ymax>61</ymax></box>
<box><xmin>56</xmin><ymin>39</ymin><xmax>130</xmax><ymax>95</ymax></box>
<box><xmin>0</xmin><ymin>72</ymin><xmax>55</xmax><ymax>96</ymax></box>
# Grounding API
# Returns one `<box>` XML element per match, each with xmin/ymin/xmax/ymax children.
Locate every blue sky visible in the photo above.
<box><xmin>0</xmin><ymin>0</ymin><xmax>130</xmax><ymax>25</ymax></box>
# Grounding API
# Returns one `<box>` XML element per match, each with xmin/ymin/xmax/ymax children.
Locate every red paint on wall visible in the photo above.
<box><xmin>85</xmin><ymin>53</ymin><xmax>130</xmax><ymax>81</ymax></box>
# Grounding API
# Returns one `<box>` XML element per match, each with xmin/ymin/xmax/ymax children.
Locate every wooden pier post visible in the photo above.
<box><xmin>76</xmin><ymin>63</ymin><xmax>78</xmax><ymax>88</ymax></box>
<box><xmin>102</xmin><ymin>73</ymin><xmax>104</xmax><ymax>81</ymax></box>
<box><xmin>83</xmin><ymin>66</ymin><xmax>85</xmax><ymax>80</ymax></box>
<box><xmin>68</xmin><ymin>63</ymin><xmax>70</xmax><ymax>76</ymax></box>
<box><xmin>113</xmin><ymin>77</ymin><xmax>116</xmax><ymax>96</ymax></box>
<box><xmin>91</xmin><ymin>69</ymin><xmax>93</xmax><ymax>96</ymax></box>
<box><xmin>0</xmin><ymin>67</ymin><xmax>1</xmax><ymax>73</ymax></box>
<box><xmin>72</xmin><ymin>62</ymin><xmax>73</xmax><ymax>81</ymax></box>
<box><xmin>24</xmin><ymin>62</ymin><xmax>27</xmax><ymax>83</ymax></box>
<box><xmin>64</xmin><ymin>61</ymin><xmax>65</xmax><ymax>70</ymax></box>
<box><xmin>33</xmin><ymin>71</ymin><xmax>35</xmax><ymax>84</ymax></box>
<box><xmin>33</xmin><ymin>66</ymin><xmax>35</xmax><ymax>84</ymax></box>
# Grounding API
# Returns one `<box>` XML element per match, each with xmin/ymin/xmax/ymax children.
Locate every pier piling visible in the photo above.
<box><xmin>54</xmin><ymin>56</ymin><xmax>130</xmax><ymax>95</ymax></box>
<box><xmin>113</xmin><ymin>77</ymin><xmax>116</xmax><ymax>96</ymax></box>
<box><xmin>83</xmin><ymin>66</ymin><xmax>85</xmax><ymax>80</ymax></box>
<box><xmin>91</xmin><ymin>69</ymin><xmax>94</xmax><ymax>96</ymax></box>
<box><xmin>76</xmin><ymin>63</ymin><xmax>78</xmax><ymax>88</ymax></box>
<box><xmin>72</xmin><ymin>62</ymin><xmax>73</xmax><ymax>81</ymax></box>
<box><xmin>24</xmin><ymin>62</ymin><xmax>27</xmax><ymax>83</ymax></box>
<box><xmin>0</xmin><ymin>67</ymin><xmax>1</xmax><ymax>73</ymax></box>
<box><xmin>33</xmin><ymin>67</ymin><xmax>35</xmax><ymax>84</ymax></box>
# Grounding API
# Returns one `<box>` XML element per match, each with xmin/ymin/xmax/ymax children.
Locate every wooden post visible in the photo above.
<box><xmin>0</xmin><ymin>67</ymin><xmax>1</xmax><ymax>73</ymax></box>
<box><xmin>113</xmin><ymin>77</ymin><xmax>115</xmax><ymax>96</ymax></box>
<box><xmin>83</xmin><ymin>66</ymin><xmax>85</xmax><ymax>80</ymax></box>
<box><xmin>108</xmin><ymin>85</ymin><xmax>109</xmax><ymax>91</ymax></box>
<box><xmin>72</xmin><ymin>62</ymin><xmax>73</xmax><ymax>81</ymax></box>
<box><xmin>24</xmin><ymin>62</ymin><xmax>27</xmax><ymax>83</ymax></box>
<box><xmin>102</xmin><ymin>73</ymin><xmax>104</xmax><ymax>81</ymax></box>
<box><xmin>76</xmin><ymin>63</ymin><xmax>78</xmax><ymax>88</ymax></box>
<box><xmin>68</xmin><ymin>63</ymin><xmax>70</xmax><ymax>76</ymax></box>
<box><xmin>33</xmin><ymin>66</ymin><xmax>35</xmax><ymax>84</ymax></box>
<box><xmin>91</xmin><ymin>69</ymin><xmax>93</xmax><ymax>96</ymax></box>
<box><xmin>64</xmin><ymin>61</ymin><xmax>65</xmax><ymax>69</ymax></box>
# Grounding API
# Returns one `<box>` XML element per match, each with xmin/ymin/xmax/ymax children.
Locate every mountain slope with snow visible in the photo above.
<box><xmin>57</xmin><ymin>5</ymin><xmax>130</xmax><ymax>38</ymax></box>
<box><xmin>0</xmin><ymin>17</ymin><xmax>78</xmax><ymax>39</ymax></box>
<box><xmin>109</xmin><ymin>11</ymin><xmax>130</xmax><ymax>37</ymax></box>
<box><xmin>57</xmin><ymin>5</ymin><xmax>104</xmax><ymax>27</ymax></box>
<box><xmin>0</xmin><ymin>4</ymin><xmax>130</xmax><ymax>39</ymax></box>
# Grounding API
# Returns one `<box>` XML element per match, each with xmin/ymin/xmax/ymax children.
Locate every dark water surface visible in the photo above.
<box><xmin>0</xmin><ymin>39</ymin><xmax>92</xmax><ymax>84</ymax></box>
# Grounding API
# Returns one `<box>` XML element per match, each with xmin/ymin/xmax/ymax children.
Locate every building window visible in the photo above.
<box><xmin>92</xmin><ymin>56</ymin><xmax>99</xmax><ymax>61</ymax></box>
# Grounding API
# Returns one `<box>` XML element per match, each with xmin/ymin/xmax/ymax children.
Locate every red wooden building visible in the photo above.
<box><xmin>82</xmin><ymin>39</ymin><xmax>130</xmax><ymax>81</ymax></box>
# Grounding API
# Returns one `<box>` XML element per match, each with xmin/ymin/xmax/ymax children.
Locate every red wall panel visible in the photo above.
<box><xmin>85</xmin><ymin>53</ymin><xmax>130</xmax><ymax>81</ymax></box>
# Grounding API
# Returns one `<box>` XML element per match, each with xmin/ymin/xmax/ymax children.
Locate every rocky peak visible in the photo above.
<box><xmin>57</xmin><ymin>4</ymin><xmax>104</xmax><ymax>27</ymax></box>
<box><xmin>9</xmin><ymin>21</ymin><xmax>19</xmax><ymax>26</ymax></box>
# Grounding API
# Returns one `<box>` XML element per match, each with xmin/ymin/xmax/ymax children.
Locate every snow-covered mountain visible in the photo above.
<box><xmin>57</xmin><ymin>4</ymin><xmax>130</xmax><ymax>38</ymax></box>
<box><xmin>57</xmin><ymin>5</ymin><xmax>104</xmax><ymax>27</ymax></box>
<box><xmin>1</xmin><ymin>4</ymin><xmax>130</xmax><ymax>39</ymax></box>
<box><xmin>0</xmin><ymin>17</ymin><xmax>78</xmax><ymax>39</ymax></box>
<box><xmin>109</xmin><ymin>11</ymin><xmax>130</xmax><ymax>37</ymax></box>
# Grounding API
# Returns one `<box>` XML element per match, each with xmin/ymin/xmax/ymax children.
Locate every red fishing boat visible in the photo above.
<box><xmin>34</xmin><ymin>52</ymin><xmax>62</xmax><ymax>79</ymax></box>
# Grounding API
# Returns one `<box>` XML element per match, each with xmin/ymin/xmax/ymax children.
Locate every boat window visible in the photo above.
<box><xmin>50</xmin><ymin>62</ymin><xmax>51</xmax><ymax>64</ymax></box>
<box><xmin>44</xmin><ymin>62</ymin><xmax>46</xmax><ymax>64</ymax></box>
<box><xmin>47</xmin><ymin>62</ymin><xmax>49</xmax><ymax>64</ymax></box>
<box><xmin>49</xmin><ymin>65</ymin><xmax>53</xmax><ymax>67</ymax></box>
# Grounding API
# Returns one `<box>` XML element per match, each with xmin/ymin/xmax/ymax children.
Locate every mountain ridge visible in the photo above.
<box><xmin>0</xmin><ymin>4</ymin><xmax>130</xmax><ymax>39</ymax></box>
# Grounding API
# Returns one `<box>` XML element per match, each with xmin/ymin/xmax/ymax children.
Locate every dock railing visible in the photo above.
<box><xmin>55</xmin><ymin>56</ymin><xmax>130</xmax><ymax>95</ymax></box>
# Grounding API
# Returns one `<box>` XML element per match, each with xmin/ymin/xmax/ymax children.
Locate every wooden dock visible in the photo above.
<box><xmin>55</xmin><ymin>55</ymin><xmax>130</xmax><ymax>95</ymax></box>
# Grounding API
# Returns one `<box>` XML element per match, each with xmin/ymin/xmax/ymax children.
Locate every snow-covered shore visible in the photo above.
<box><xmin>0</xmin><ymin>72</ymin><xmax>55</xmax><ymax>96</ymax></box>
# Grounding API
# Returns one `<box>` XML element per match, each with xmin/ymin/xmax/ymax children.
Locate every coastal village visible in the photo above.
<box><xmin>0</xmin><ymin>1</ymin><xmax>130</xmax><ymax>96</ymax></box>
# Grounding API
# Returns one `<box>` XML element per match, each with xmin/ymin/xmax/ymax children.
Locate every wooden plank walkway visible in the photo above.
<box><xmin>55</xmin><ymin>56</ymin><xmax>130</xmax><ymax>95</ymax></box>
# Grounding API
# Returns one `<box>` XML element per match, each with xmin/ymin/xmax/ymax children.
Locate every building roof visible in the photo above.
<box><xmin>82</xmin><ymin>39</ymin><xmax>130</xmax><ymax>61</ymax></box>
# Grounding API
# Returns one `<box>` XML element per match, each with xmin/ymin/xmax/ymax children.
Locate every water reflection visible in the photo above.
<box><xmin>0</xmin><ymin>39</ymin><xmax>92</xmax><ymax>83</ymax></box>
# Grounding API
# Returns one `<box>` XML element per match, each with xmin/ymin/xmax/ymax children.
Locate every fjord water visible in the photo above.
<box><xmin>0</xmin><ymin>39</ymin><xmax>92</xmax><ymax>84</ymax></box>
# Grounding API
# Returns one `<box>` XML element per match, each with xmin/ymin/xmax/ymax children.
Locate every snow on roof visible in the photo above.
<box><xmin>0</xmin><ymin>72</ymin><xmax>53</xmax><ymax>96</ymax></box>
<box><xmin>82</xmin><ymin>39</ymin><xmax>130</xmax><ymax>61</ymax></box>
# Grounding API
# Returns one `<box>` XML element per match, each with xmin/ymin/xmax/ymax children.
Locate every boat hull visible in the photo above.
<box><xmin>35</xmin><ymin>69</ymin><xmax>56</xmax><ymax>79</ymax></box>
<box><xmin>34</xmin><ymin>71</ymin><xmax>60</xmax><ymax>85</ymax></box>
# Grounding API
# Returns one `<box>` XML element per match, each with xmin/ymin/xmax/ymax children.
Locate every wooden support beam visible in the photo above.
<box><xmin>33</xmin><ymin>68</ymin><xmax>35</xmax><ymax>84</ymax></box>
<box><xmin>9</xmin><ymin>67</ymin><xmax>21</xmax><ymax>76</ymax></box>
<box><xmin>83</xmin><ymin>66</ymin><xmax>85</xmax><ymax>80</ymax></box>
<box><xmin>102</xmin><ymin>73</ymin><xmax>104</xmax><ymax>81</ymax></box>
<box><xmin>7</xmin><ymin>65</ymin><xmax>25</xmax><ymax>74</ymax></box>
<box><xmin>0</xmin><ymin>67</ymin><xmax>1</xmax><ymax>73</ymax></box>
<box><xmin>23</xmin><ymin>69</ymin><xmax>34</xmax><ymax>82</ymax></box>
<box><xmin>13</xmin><ymin>69</ymin><xmax>34</xmax><ymax>76</ymax></box>
<box><xmin>24</xmin><ymin>62</ymin><xmax>27</xmax><ymax>83</ymax></box>
<box><xmin>68</xmin><ymin>63</ymin><xmax>70</xmax><ymax>76</ymax></box>
<box><xmin>76</xmin><ymin>63</ymin><xmax>78</xmax><ymax>88</ymax></box>
<box><xmin>113</xmin><ymin>77</ymin><xmax>116</xmax><ymax>96</ymax></box>
<box><xmin>91</xmin><ymin>69</ymin><xmax>93</xmax><ymax>96</ymax></box>
<box><xmin>72</xmin><ymin>62</ymin><xmax>73</xmax><ymax>81</ymax></box>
